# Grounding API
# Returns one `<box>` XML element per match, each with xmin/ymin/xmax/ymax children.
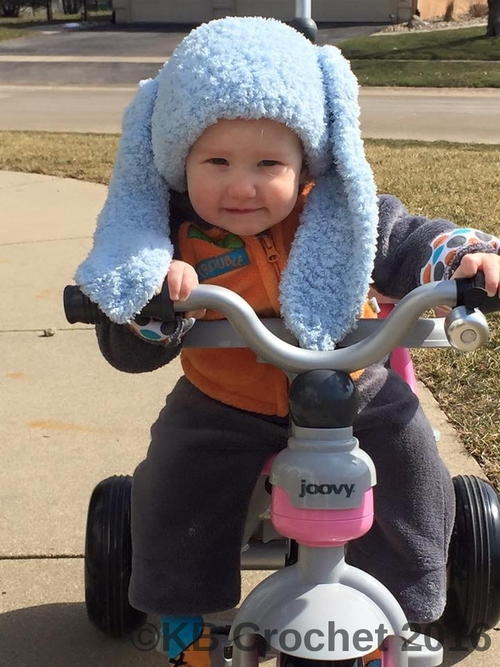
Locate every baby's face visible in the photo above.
<box><xmin>185</xmin><ymin>118</ymin><xmax>305</xmax><ymax>236</ymax></box>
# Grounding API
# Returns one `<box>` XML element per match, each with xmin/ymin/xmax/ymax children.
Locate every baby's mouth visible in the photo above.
<box><xmin>223</xmin><ymin>208</ymin><xmax>261</xmax><ymax>214</ymax></box>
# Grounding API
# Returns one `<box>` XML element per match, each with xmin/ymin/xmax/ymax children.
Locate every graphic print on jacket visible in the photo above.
<box><xmin>189</xmin><ymin>226</ymin><xmax>250</xmax><ymax>282</ymax></box>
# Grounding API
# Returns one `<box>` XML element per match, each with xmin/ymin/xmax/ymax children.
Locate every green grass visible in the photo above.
<box><xmin>0</xmin><ymin>26</ymin><xmax>26</xmax><ymax>42</ymax></box>
<box><xmin>0</xmin><ymin>10</ymin><xmax>112</xmax><ymax>29</ymax></box>
<box><xmin>340</xmin><ymin>26</ymin><xmax>500</xmax><ymax>61</ymax></box>
<box><xmin>0</xmin><ymin>131</ymin><xmax>118</xmax><ymax>183</ymax></box>
<box><xmin>0</xmin><ymin>131</ymin><xmax>499</xmax><ymax>486</ymax></box>
<box><xmin>340</xmin><ymin>26</ymin><xmax>500</xmax><ymax>87</ymax></box>
<box><xmin>0</xmin><ymin>9</ymin><xmax>111</xmax><ymax>42</ymax></box>
<box><xmin>352</xmin><ymin>59</ymin><xmax>500</xmax><ymax>87</ymax></box>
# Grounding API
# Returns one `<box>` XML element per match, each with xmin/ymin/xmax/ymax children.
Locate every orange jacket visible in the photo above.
<box><xmin>178</xmin><ymin>187</ymin><xmax>375</xmax><ymax>416</ymax></box>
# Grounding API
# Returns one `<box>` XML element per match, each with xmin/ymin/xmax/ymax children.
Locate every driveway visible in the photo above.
<box><xmin>0</xmin><ymin>23</ymin><xmax>190</xmax><ymax>58</ymax></box>
<box><xmin>0</xmin><ymin>21</ymin><xmax>387</xmax><ymax>56</ymax></box>
<box><xmin>0</xmin><ymin>21</ymin><xmax>387</xmax><ymax>85</ymax></box>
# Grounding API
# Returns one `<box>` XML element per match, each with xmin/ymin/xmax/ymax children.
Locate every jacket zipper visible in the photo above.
<box><xmin>259</xmin><ymin>233</ymin><xmax>281</xmax><ymax>281</ymax></box>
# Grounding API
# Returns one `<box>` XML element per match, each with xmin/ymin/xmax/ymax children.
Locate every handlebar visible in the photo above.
<box><xmin>63</xmin><ymin>275</ymin><xmax>499</xmax><ymax>374</ymax></box>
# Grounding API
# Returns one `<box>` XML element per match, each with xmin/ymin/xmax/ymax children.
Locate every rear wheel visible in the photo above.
<box><xmin>445</xmin><ymin>474</ymin><xmax>500</xmax><ymax>638</ymax></box>
<box><xmin>85</xmin><ymin>475</ymin><xmax>146</xmax><ymax>637</ymax></box>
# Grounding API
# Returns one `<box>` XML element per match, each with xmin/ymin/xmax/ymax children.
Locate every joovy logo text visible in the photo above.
<box><xmin>299</xmin><ymin>480</ymin><xmax>356</xmax><ymax>499</ymax></box>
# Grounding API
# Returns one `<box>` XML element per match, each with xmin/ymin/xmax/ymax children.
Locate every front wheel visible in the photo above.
<box><xmin>85</xmin><ymin>474</ymin><xmax>146</xmax><ymax>637</ymax></box>
<box><xmin>279</xmin><ymin>654</ymin><xmax>381</xmax><ymax>667</ymax></box>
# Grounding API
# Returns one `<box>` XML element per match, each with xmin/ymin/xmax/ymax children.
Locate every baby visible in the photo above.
<box><xmin>75</xmin><ymin>17</ymin><xmax>500</xmax><ymax>666</ymax></box>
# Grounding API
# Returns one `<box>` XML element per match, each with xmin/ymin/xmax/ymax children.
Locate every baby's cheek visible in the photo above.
<box><xmin>274</xmin><ymin>180</ymin><xmax>300</xmax><ymax>214</ymax></box>
<box><xmin>189</xmin><ymin>187</ymin><xmax>216</xmax><ymax>220</ymax></box>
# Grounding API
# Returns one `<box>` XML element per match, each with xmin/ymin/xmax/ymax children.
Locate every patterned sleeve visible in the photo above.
<box><xmin>128</xmin><ymin>315</ymin><xmax>195</xmax><ymax>346</ymax></box>
<box><xmin>420</xmin><ymin>228</ymin><xmax>500</xmax><ymax>284</ymax></box>
<box><xmin>372</xmin><ymin>195</ymin><xmax>500</xmax><ymax>298</ymax></box>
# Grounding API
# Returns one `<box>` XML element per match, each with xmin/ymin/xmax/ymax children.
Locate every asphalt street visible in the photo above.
<box><xmin>1</xmin><ymin>83</ymin><xmax>499</xmax><ymax>143</ymax></box>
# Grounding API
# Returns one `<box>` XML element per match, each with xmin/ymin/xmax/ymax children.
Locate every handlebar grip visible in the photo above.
<box><xmin>455</xmin><ymin>272</ymin><xmax>500</xmax><ymax>314</ymax></box>
<box><xmin>63</xmin><ymin>283</ymin><xmax>177</xmax><ymax>325</ymax></box>
<box><xmin>63</xmin><ymin>285</ymin><xmax>108</xmax><ymax>324</ymax></box>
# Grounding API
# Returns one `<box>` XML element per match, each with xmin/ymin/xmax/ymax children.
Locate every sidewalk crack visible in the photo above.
<box><xmin>0</xmin><ymin>327</ymin><xmax>92</xmax><ymax>333</ymax></box>
<box><xmin>0</xmin><ymin>554</ymin><xmax>84</xmax><ymax>560</ymax></box>
<box><xmin>0</xmin><ymin>236</ymin><xmax>91</xmax><ymax>247</ymax></box>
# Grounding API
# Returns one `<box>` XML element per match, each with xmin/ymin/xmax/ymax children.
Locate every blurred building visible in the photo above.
<box><xmin>112</xmin><ymin>0</ymin><xmax>487</xmax><ymax>25</ymax></box>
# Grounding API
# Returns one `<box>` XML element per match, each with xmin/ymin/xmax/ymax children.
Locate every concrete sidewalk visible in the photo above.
<box><xmin>0</xmin><ymin>170</ymin><xmax>497</xmax><ymax>665</ymax></box>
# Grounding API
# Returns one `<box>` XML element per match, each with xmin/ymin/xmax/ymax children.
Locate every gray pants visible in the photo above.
<box><xmin>128</xmin><ymin>368</ymin><xmax>455</xmax><ymax>624</ymax></box>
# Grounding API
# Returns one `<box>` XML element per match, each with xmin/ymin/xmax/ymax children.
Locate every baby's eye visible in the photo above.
<box><xmin>259</xmin><ymin>160</ymin><xmax>282</xmax><ymax>167</ymax></box>
<box><xmin>207</xmin><ymin>158</ymin><xmax>228</xmax><ymax>165</ymax></box>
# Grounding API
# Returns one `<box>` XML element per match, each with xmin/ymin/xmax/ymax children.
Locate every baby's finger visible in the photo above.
<box><xmin>178</xmin><ymin>271</ymin><xmax>199</xmax><ymax>302</ymax></box>
<box><xmin>451</xmin><ymin>253</ymin><xmax>500</xmax><ymax>297</ymax></box>
<box><xmin>481</xmin><ymin>256</ymin><xmax>500</xmax><ymax>297</ymax></box>
<box><xmin>178</xmin><ymin>278</ymin><xmax>194</xmax><ymax>302</ymax></box>
<box><xmin>167</xmin><ymin>267</ymin><xmax>183</xmax><ymax>301</ymax></box>
<box><xmin>450</xmin><ymin>253</ymin><xmax>480</xmax><ymax>279</ymax></box>
<box><xmin>167</xmin><ymin>273</ymin><xmax>181</xmax><ymax>301</ymax></box>
<box><xmin>434</xmin><ymin>305</ymin><xmax>451</xmax><ymax>318</ymax></box>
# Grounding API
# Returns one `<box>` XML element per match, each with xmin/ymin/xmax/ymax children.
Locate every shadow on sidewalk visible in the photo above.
<box><xmin>0</xmin><ymin>601</ymin><xmax>165</xmax><ymax>665</ymax></box>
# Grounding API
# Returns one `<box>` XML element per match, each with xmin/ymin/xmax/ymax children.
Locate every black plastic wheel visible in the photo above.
<box><xmin>279</xmin><ymin>655</ymin><xmax>364</xmax><ymax>667</ymax></box>
<box><xmin>446</xmin><ymin>474</ymin><xmax>500</xmax><ymax>637</ymax></box>
<box><xmin>85</xmin><ymin>475</ymin><xmax>146</xmax><ymax>637</ymax></box>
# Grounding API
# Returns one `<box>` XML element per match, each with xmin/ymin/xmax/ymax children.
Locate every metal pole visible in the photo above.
<box><xmin>295</xmin><ymin>0</ymin><xmax>312</xmax><ymax>19</ymax></box>
<box><xmin>291</xmin><ymin>0</ymin><xmax>317</xmax><ymax>42</ymax></box>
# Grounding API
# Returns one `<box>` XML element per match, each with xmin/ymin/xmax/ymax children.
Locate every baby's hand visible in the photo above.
<box><xmin>451</xmin><ymin>252</ymin><xmax>500</xmax><ymax>298</ymax></box>
<box><xmin>128</xmin><ymin>260</ymin><xmax>204</xmax><ymax>345</ymax></box>
<box><xmin>167</xmin><ymin>260</ymin><xmax>206</xmax><ymax>319</ymax></box>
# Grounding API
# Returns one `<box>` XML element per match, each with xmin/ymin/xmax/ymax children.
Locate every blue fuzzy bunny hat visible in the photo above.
<box><xmin>75</xmin><ymin>16</ymin><xmax>379</xmax><ymax>350</ymax></box>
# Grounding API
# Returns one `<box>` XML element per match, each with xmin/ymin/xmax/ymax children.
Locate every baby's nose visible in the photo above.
<box><xmin>227</xmin><ymin>175</ymin><xmax>257</xmax><ymax>199</ymax></box>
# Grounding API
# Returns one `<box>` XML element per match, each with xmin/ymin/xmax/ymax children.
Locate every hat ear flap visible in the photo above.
<box><xmin>75</xmin><ymin>78</ymin><xmax>174</xmax><ymax>323</ymax></box>
<box><xmin>280</xmin><ymin>46</ymin><xmax>379</xmax><ymax>350</ymax></box>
